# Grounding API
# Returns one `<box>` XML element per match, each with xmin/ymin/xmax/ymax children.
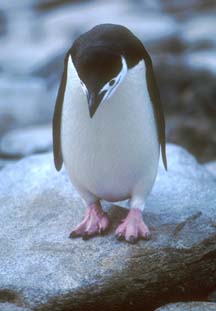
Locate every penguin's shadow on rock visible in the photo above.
<box><xmin>106</xmin><ymin>204</ymin><xmax>128</xmax><ymax>230</ymax></box>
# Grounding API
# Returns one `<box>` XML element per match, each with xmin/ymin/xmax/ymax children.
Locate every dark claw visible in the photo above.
<box><xmin>128</xmin><ymin>236</ymin><xmax>137</xmax><ymax>244</ymax></box>
<box><xmin>69</xmin><ymin>231</ymin><xmax>79</xmax><ymax>239</ymax></box>
<box><xmin>116</xmin><ymin>233</ymin><xmax>124</xmax><ymax>241</ymax></box>
<box><xmin>99</xmin><ymin>229</ymin><xmax>105</xmax><ymax>236</ymax></box>
<box><xmin>82</xmin><ymin>232</ymin><xmax>98</xmax><ymax>240</ymax></box>
<box><xmin>82</xmin><ymin>232</ymin><xmax>90</xmax><ymax>240</ymax></box>
<box><xmin>143</xmin><ymin>233</ymin><xmax>151</xmax><ymax>241</ymax></box>
<box><xmin>100</xmin><ymin>227</ymin><xmax>109</xmax><ymax>236</ymax></box>
<box><xmin>102</xmin><ymin>211</ymin><xmax>108</xmax><ymax>218</ymax></box>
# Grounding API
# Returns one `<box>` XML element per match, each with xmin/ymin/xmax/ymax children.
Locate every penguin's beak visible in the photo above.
<box><xmin>87</xmin><ymin>91</ymin><xmax>104</xmax><ymax>118</ymax></box>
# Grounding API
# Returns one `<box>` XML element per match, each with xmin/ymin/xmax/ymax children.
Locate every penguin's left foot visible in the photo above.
<box><xmin>115</xmin><ymin>208</ymin><xmax>151</xmax><ymax>244</ymax></box>
<box><xmin>69</xmin><ymin>202</ymin><xmax>109</xmax><ymax>240</ymax></box>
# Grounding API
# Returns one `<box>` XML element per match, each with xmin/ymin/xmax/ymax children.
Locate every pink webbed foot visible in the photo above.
<box><xmin>115</xmin><ymin>208</ymin><xmax>151</xmax><ymax>244</ymax></box>
<box><xmin>69</xmin><ymin>202</ymin><xmax>109</xmax><ymax>240</ymax></box>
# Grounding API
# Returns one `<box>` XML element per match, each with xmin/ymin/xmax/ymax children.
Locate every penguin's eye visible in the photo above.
<box><xmin>109</xmin><ymin>79</ymin><xmax>115</xmax><ymax>86</ymax></box>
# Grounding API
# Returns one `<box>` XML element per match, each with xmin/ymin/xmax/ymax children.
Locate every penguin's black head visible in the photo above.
<box><xmin>74</xmin><ymin>47</ymin><xmax>128</xmax><ymax>118</ymax></box>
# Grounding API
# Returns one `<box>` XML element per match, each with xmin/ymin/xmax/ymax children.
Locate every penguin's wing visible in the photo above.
<box><xmin>52</xmin><ymin>52</ymin><xmax>69</xmax><ymax>171</ymax></box>
<box><xmin>144</xmin><ymin>55</ymin><xmax>167</xmax><ymax>170</ymax></box>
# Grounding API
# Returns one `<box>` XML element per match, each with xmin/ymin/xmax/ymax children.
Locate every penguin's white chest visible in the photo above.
<box><xmin>61</xmin><ymin>57</ymin><xmax>159</xmax><ymax>202</ymax></box>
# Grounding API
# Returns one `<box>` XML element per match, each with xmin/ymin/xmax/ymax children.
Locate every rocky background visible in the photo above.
<box><xmin>0</xmin><ymin>1</ymin><xmax>216</xmax><ymax>311</ymax></box>
<box><xmin>0</xmin><ymin>0</ymin><xmax>215</xmax><ymax>165</ymax></box>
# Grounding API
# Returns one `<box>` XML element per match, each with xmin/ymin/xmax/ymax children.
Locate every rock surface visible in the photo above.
<box><xmin>0</xmin><ymin>158</ymin><xmax>17</xmax><ymax>170</ymax></box>
<box><xmin>155</xmin><ymin>302</ymin><xmax>216</xmax><ymax>311</ymax></box>
<box><xmin>0</xmin><ymin>77</ymin><xmax>53</xmax><ymax>135</ymax></box>
<box><xmin>205</xmin><ymin>161</ymin><xmax>216</xmax><ymax>178</ymax></box>
<box><xmin>0</xmin><ymin>124</ymin><xmax>52</xmax><ymax>158</ymax></box>
<box><xmin>0</xmin><ymin>303</ymin><xmax>30</xmax><ymax>311</ymax></box>
<box><xmin>0</xmin><ymin>144</ymin><xmax>216</xmax><ymax>311</ymax></box>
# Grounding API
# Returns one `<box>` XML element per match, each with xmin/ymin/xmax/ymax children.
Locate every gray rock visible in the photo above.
<box><xmin>0</xmin><ymin>303</ymin><xmax>30</xmax><ymax>311</ymax></box>
<box><xmin>0</xmin><ymin>144</ymin><xmax>216</xmax><ymax>311</ymax></box>
<box><xmin>0</xmin><ymin>124</ymin><xmax>52</xmax><ymax>158</ymax></box>
<box><xmin>155</xmin><ymin>302</ymin><xmax>216</xmax><ymax>311</ymax></box>
<box><xmin>182</xmin><ymin>14</ymin><xmax>216</xmax><ymax>47</ymax></box>
<box><xmin>0</xmin><ymin>77</ymin><xmax>53</xmax><ymax>134</ymax></box>
<box><xmin>162</xmin><ymin>0</ymin><xmax>216</xmax><ymax>15</ymax></box>
<box><xmin>0</xmin><ymin>9</ymin><xmax>7</xmax><ymax>37</ymax></box>
<box><xmin>0</xmin><ymin>0</ymin><xmax>68</xmax><ymax>76</ymax></box>
<box><xmin>0</xmin><ymin>34</ymin><xmax>68</xmax><ymax>76</ymax></box>
<box><xmin>155</xmin><ymin>59</ymin><xmax>216</xmax><ymax>163</ymax></box>
<box><xmin>185</xmin><ymin>50</ymin><xmax>216</xmax><ymax>75</ymax></box>
<box><xmin>0</xmin><ymin>158</ymin><xmax>17</xmax><ymax>170</ymax></box>
<box><xmin>113</xmin><ymin>13</ymin><xmax>178</xmax><ymax>45</ymax></box>
<box><xmin>205</xmin><ymin>161</ymin><xmax>216</xmax><ymax>178</ymax></box>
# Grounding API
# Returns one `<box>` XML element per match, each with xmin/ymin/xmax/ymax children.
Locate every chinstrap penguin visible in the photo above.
<box><xmin>53</xmin><ymin>24</ymin><xmax>167</xmax><ymax>244</ymax></box>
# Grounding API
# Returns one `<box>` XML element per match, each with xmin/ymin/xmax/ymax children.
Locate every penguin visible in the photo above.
<box><xmin>53</xmin><ymin>24</ymin><xmax>167</xmax><ymax>244</ymax></box>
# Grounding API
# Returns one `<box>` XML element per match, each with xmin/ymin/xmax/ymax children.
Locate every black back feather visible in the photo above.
<box><xmin>142</xmin><ymin>49</ymin><xmax>168</xmax><ymax>170</ymax></box>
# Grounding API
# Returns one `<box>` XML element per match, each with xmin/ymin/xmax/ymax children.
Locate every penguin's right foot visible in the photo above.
<box><xmin>69</xmin><ymin>202</ymin><xmax>109</xmax><ymax>240</ymax></box>
<box><xmin>115</xmin><ymin>208</ymin><xmax>151</xmax><ymax>244</ymax></box>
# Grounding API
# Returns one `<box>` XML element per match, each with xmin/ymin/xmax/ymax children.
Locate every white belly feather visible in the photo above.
<box><xmin>61</xmin><ymin>57</ymin><xmax>159</xmax><ymax>203</ymax></box>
